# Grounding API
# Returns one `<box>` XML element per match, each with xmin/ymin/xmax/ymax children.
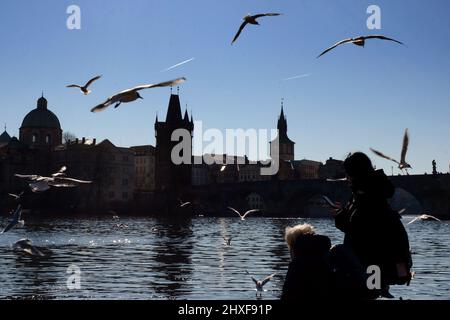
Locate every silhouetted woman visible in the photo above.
<box><xmin>331</xmin><ymin>152</ymin><xmax>412</xmax><ymax>298</ymax></box>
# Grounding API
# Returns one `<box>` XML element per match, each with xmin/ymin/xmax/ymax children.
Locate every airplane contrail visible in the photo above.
<box><xmin>162</xmin><ymin>58</ymin><xmax>195</xmax><ymax>72</ymax></box>
<box><xmin>280</xmin><ymin>73</ymin><xmax>312</xmax><ymax>81</ymax></box>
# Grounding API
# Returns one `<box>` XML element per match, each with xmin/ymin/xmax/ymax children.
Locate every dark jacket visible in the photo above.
<box><xmin>335</xmin><ymin>169</ymin><xmax>412</xmax><ymax>285</ymax></box>
<box><xmin>281</xmin><ymin>234</ymin><xmax>334</xmax><ymax>300</ymax></box>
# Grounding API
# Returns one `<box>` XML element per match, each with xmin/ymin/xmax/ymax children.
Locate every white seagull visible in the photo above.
<box><xmin>371</xmin><ymin>129</ymin><xmax>412</xmax><ymax>175</ymax></box>
<box><xmin>13</xmin><ymin>239</ymin><xmax>45</xmax><ymax>257</ymax></box>
<box><xmin>228</xmin><ymin>207</ymin><xmax>260</xmax><ymax>221</ymax></box>
<box><xmin>91</xmin><ymin>77</ymin><xmax>186</xmax><ymax>113</ymax></box>
<box><xmin>246</xmin><ymin>271</ymin><xmax>276</xmax><ymax>297</ymax></box>
<box><xmin>15</xmin><ymin>171</ymin><xmax>92</xmax><ymax>193</ymax></box>
<box><xmin>2</xmin><ymin>205</ymin><xmax>24</xmax><ymax>234</ymax></box>
<box><xmin>178</xmin><ymin>199</ymin><xmax>192</xmax><ymax>208</ymax></box>
<box><xmin>232</xmin><ymin>13</ymin><xmax>282</xmax><ymax>44</ymax></box>
<box><xmin>408</xmin><ymin>214</ymin><xmax>441</xmax><ymax>225</ymax></box>
<box><xmin>66</xmin><ymin>75</ymin><xmax>102</xmax><ymax>95</ymax></box>
<box><xmin>317</xmin><ymin>35</ymin><xmax>404</xmax><ymax>58</ymax></box>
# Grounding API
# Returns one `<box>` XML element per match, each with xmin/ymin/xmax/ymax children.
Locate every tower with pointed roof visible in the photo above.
<box><xmin>271</xmin><ymin>100</ymin><xmax>295</xmax><ymax>162</ymax></box>
<box><xmin>155</xmin><ymin>93</ymin><xmax>194</xmax><ymax>192</ymax></box>
<box><xmin>19</xmin><ymin>95</ymin><xmax>62</xmax><ymax>149</ymax></box>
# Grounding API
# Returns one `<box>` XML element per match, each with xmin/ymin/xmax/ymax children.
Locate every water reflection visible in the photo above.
<box><xmin>0</xmin><ymin>215</ymin><xmax>448</xmax><ymax>300</ymax></box>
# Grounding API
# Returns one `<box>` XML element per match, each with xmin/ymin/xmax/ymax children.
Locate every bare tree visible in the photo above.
<box><xmin>63</xmin><ymin>132</ymin><xmax>77</xmax><ymax>144</ymax></box>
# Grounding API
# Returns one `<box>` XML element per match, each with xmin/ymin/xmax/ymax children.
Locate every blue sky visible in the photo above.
<box><xmin>1</xmin><ymin>0</ymin><xmax>449</xmax><ymax>174</ymax></box>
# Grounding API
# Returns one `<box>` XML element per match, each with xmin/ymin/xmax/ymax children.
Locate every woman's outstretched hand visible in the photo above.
<box><xmin>329</xmin><ymin>202</ymin><xmax>342</xmax><ymax>218</ymax></box>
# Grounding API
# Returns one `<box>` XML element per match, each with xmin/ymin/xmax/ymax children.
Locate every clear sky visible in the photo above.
<box><xmin>1</xmin><ymin>0</ymin><xmax>449</xmax><ymax>175</ymax></box>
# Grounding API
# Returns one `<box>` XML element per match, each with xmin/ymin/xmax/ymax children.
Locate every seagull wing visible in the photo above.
<box><xmin>91</xmin><ymin>94</ymin><xmax>119</xmax><ymax>113</ymax></box>
<box><xmin>252</xmin><ymin>13</ymin><xmax>282</xmax><ymax>19</ymax></box>
<box><xmin>423</xmin><ymin>215</ymin><xmax>441</xmax><ymax>222</ymax></box>
<box><xmin>59</xmin><ymin>177</ymin><xmax>93</xmax><ymax>184</ymax></box>
<box><xmin>228</xmin><ymin>207</ymin><xmax>243</xmax><ymax>218</ymax></box>
<box><xmin>370</xmin><ymin>148</ymin><xmax>400</xmax><ymax>164</ymax></box>
<box><xmin>84</xmin><ymin>75</ymin><xmax>102</xmax><ymax>88</ymax></box>
<box><xmin>407</xmin><ymin>217</ymin><xmax>420</xmax><ymax>225</ymax></box>
<box><xmin>15</xmin><ymin>174</ymin><xmax>39</xmax><ymax>180</ymax></box>
<box><xmin>261</xmin><ymin>273</ymin><xmax>276</xmax><ymax>286</ymax></box>
<box><xmin>317</xmin><ymin>38</ymin><xmax>354</xmax><ymax>58</ymax></box>
<box><xmin>8</xmin><ymin>193</ymin><xmax>19</xmax><ymax>199</ymax></box>
<box><xmin>400</xmin><ymin>129</ymin><xmax>409</xmax><ymax>164</ymax></box>
<box><xmin>242</xmin><ymin>209</ymin><xmax>260</xmax><ymax>219</ymax></box>
<box><xmin>180</xmin><ymin>202</ymin><xmax>191</xmax><ymax>208</ymax></box>
<box><xmin>129</xmin><ymin>77</ymin><xmax>187</xmax><ymax>92</ymax></box>
<box><xmin>2</xmin><ymin>206</ymin><xmax>21</xmax><ymax>233</ymax></box>
<box><xmin>66</xmin><ymin>84</ymin><xmax>82</xmax><ymax>89</ymax></box>
<box><xmin>231</xmin><ymin>21</ymin><xmax>249</xmax><ymax>44</ymax></box>
<box><xmin>364</xmin><ymin>35</ymin><xmax>404</xmax><ymax>45</ymax></box>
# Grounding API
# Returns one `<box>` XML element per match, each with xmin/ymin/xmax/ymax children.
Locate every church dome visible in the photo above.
<box><xmin>20</xmin><ymin>96</ymin><xmax>61</xmax><ymax>130</ymax></box>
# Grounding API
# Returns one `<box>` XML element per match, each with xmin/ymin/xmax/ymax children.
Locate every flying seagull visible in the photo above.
<box><xmin>13</xmin><ymin>239</ymin><xmax>45</xmax><ymax>257</ymax></box>
<box><xmin>15</xmin><ymin>171</ymin><xmax>92</xmax><ymax>193</ymax></box>
<box><xmin>227</xmin><ymin>207</ymin><xmax>260</xmax><ymax>221</ymax></box>
<box><xmin>408</xmin><ymin>214</ymin><xmax>441</xmax><ymax>225</ymax></box>
<box><xmin>246</xmin><ymin>271</ymin><xmax>276</xmax><ymax>297</ymax></box>
<box><xmin>178</xmin><ymin>199</ymin><xmax>192</xmax><ymax>208</ymax></box>
<box><xmin>2</xmin><ymin>205</ymin><xmax>24</xmax><ymax>234</ymax></box>
<box><xmin>222</xmin><ymin>236</ymin><xmax>233</xmax><ymax>246</ymax></box>
<box><xmin>317</xmin><ymin>35</ymin><xmax>404</xmax><ymax>58</ymax></box>
<box><xmin>370</xmin><ymin>129</ymin><xmax>412</xmax><ymax>174</ymax></box>
<box><xmin>232</xmin><ymin>13</ymin><xmax>282</xmax><ymax>44</ymax></box>
<box><xmin>91</xmin><ymin>77</ymin><xmax>186</xmax><ymax>113</ymax></box>
<box><xmin>66</xmin><ymin>75</ymin><xmax>102</xmax><ymax>95</ymax></box>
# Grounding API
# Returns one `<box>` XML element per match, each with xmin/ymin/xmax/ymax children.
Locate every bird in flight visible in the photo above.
<box><xmin>227</xmin><ymin>207</ymin><xmax>260</xmax><ymax>221</ymax></box>
<box><xmin>370</xmin><ymin>129</ymin><xmax>412</xmax><ymax>175</ymax></box>
<box><xmin>408</xmin><ymin>214</ymin><xmax>441</xmax><ymax>225</ymax></box>
<box><xmin>15</xmin><ymin>167</ymin><xmax>92</xmax><ymax>193</ymax></box>
<box><xmin>91</xmin><ymin>77</ymin><xmax>186</xmax><ymax>113</ymax></box>
<box><xmin>178</xmin><ymin>199</ymin><xmax>192</xmax><ymax>208</ymax></box>
<box><xmin>2</xmin><ymin>205</ymin><xmax>24</xmax><ymax>234</ymax></box>
<box><xmin>317</xmin><ymin>35</ymin><xmax>404</xmax><ymax>58</ymax></box>
<box><xmin>66</xmin><ymin>75</ymin><xmax>102</xmax><ymax>95</ymax></box>
<box><xmin>246</xmin><ymin>271</ymin><xmax>276</xmax><ymax>297</ymax></box>
<box><xmin>231</xmin><ymin>13</ymin><xmax>282</xmax><ymax>45</ymax></box>
<box><xmin>222</xmin><ymin>236</ymin><xmax>233</xmax><ymax>246</ymax></box>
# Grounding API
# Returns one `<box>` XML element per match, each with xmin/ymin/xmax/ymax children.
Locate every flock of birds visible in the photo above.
<box><xmin>2</xmin><ymin>166</ymin><xmax>93</xmax><ymax>257</ymax></box>
<box><xmin>1</xmin><ymin>10</ymin><xmax>443</xmax><ymax>298</ymax></box>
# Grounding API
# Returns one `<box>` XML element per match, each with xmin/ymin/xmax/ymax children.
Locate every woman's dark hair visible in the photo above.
<box><xmin>344</xmin><ymin>152</ymin><xmax>374</xmax><ymax>178</ymax></box>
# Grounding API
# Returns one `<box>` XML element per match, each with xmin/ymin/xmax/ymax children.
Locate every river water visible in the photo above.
<box><xmin>0</xmin><ymin>215</ymin><xmax>448</xmax><ymax>300</ymax></box>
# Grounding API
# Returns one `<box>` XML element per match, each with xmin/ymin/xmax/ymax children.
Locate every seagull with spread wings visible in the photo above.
<box><xmin>15</xmin><ymin>167</ymin><xmax>92</xmax><ymax>192</ymax></box>
<box><xmin>370</xmin><ymin>129</ymin><xmax>412</xmax><ymax>175</ymax></box>
<box><xmin>231</xmin><ymin>13</ymin><xmax>282</xmax><ymax>44</ymax></box>
<box><xmin>228</xmin><ymin>207</ymin><xmax>260</xmax><ymax>221</ymax></box>
<box><xmin>91</xmin><ymin>77</ymin><xmax>186</xmax><ymax>113</ymax></box>
<box><xmin>408</xmin><ymin>214</ymin><xmax>441</xmax><ymax>225</ymax></box>
<box><xmin>246</xmin><ymin>271</ymin><xmax>276</xmax><ymax>297</ymax></box>
<box><xmin>67</xmin><ymin>75</ymin><xmax>102</xmax><ymax>95</ymax></box>
<box><xmin>317</xmin><ymin>35</ymin><xmax>404</xmax><ymax>58</ymax></box>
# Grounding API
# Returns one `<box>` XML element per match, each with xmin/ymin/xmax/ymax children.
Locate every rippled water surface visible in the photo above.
<box><xmin>0</xmin><ymin>215</ymin><xmax>448</xmax><ymax>300</ymax></box>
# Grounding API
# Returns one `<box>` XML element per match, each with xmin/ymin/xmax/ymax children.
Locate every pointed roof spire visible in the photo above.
<box><xmin>155</xmin><ymin>112</ymin><xmax>159</xmax><ymax>124</ymax></box>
